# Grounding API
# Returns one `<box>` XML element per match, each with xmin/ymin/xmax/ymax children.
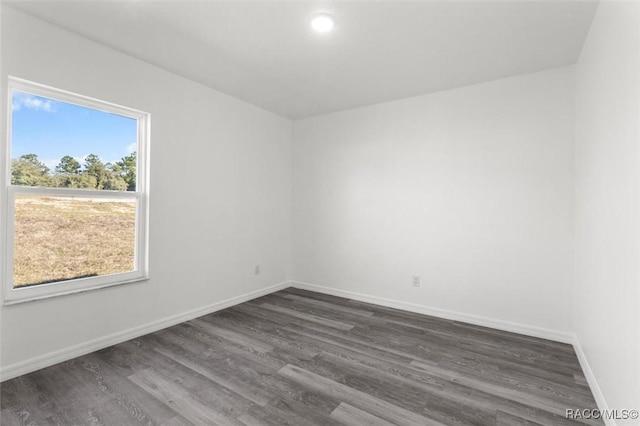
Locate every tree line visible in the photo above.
<box><xmin>11</xmin><ymin>152</ymin><xmax>136</xmax><ymax>191</ymax></box>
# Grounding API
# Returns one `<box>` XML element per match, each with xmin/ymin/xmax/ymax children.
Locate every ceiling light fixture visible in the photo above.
<box><xmin>311</xmin><ymin>13</ymin><xmax>335</xmax><ymax>33</ymax></box>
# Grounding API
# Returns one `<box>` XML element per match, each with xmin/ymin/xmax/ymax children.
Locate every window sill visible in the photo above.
<box><xmin>3</xmin><ymin>274</ymin><xmax>149</xmax><ymax>306</ymax></box>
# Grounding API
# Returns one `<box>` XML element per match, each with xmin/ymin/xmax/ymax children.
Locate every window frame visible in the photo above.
<box><xmin>3</xmin><ymin>76</ymin><xmax>150</xmax><ymax>305</ymax></box>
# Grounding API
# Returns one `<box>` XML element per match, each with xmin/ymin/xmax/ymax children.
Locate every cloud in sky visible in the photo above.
<box><xmin>126</xmin><ymin>142</ymin><xmax>137</xmax><ymax>154</ymax></box>
<box><xmin>12</xmin><ymin>92</ymin><xmax>57</xmax><ymax>113</ymax></box>
<box><xmin>41</xmin><ymin>158</ymin><xmax>60</xmax><ymax>172</ymax></box>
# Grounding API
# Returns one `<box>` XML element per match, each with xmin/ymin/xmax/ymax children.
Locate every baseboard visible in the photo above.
<box><xmin>0</xmin><ymin>280</ymin><xmax>291</xmax><ymax>382</ymax></box>
<box><xmin>572</xmin><ymin>335</ymin><xmax>615</xmax><ymax>426</ymax></box>
<box><xmin>291</xmin><ymin>281</ymin><xmax>573</xmax><ymax>344</ymax></box>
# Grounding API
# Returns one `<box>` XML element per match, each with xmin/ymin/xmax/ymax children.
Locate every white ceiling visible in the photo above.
<box><xmin>7</xmin><ymin>1</ymin><xmax>598</xmax><ymax>119</ymax></box>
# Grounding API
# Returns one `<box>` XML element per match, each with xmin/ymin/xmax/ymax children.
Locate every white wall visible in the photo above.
<box><xmin>0</xmin><ymin>7</ymin><xmax>292</xmax><ymax>372</ymax></box>
<box><xmin>574</xmin><ymin>1</ymin><xmax>640</xmax><ymax>420</ymax></box>
<box><xmin>293</xmin><ymin>67</ymin><xmax>575</xmax><ymax>336</ymax></box>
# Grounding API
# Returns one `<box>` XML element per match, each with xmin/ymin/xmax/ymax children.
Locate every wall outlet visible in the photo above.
<box><xmin>254</xmin><ymin>264</ymin><xmax>260</xmax><ymax>275</ymax></box>
<box><xmin>412</xmin><ymin>275</ymin><xmax>420</xmax><ymax>287</ymax></box>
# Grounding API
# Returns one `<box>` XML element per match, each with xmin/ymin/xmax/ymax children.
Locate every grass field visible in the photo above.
<box><xmin>13</xmin><ymin>195</ymin><xmax>136</xmax><ymax>287</ymax></box>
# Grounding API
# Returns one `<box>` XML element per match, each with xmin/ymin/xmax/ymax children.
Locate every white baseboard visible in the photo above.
<box><xmin>291</xmin><ymin>281</ymin><xmax>573</xmax><ymax>344</ymax></box>
<box><xmin>572</xmin><ymin>335</ymin><xmax>615</xmax><ymax>426</ymax></box>
<box><xmin>0</xmin><ymin>280</ymin><xmax>291</xmax><ymax>382</ymax></box>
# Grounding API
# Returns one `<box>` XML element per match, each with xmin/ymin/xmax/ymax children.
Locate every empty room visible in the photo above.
<box><xmin>0</xmin><ymin>0</ymin><xmax>638</xmax><ymax>425</ymax></box>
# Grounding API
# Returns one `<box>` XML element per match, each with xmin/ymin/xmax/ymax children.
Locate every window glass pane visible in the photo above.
<box><xmin>10</xmin><ymin>90</ymin><xmax>138</xmax><ymax>191</ymax></box>
<box><xmin>13</xmin><ymin>194</ymin><xmax>136</xmax><ymax>288</ymax></box>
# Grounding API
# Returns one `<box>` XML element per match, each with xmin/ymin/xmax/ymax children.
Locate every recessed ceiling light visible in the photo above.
<box><xmin>311</xmin><ymin>13</ymin><xmax>335</xmax><ymax>33</ymax></box>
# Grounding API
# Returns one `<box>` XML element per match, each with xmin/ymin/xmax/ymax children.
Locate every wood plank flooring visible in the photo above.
<box><xmin>0</xmin><ymin>288</ymin><xmax>603</xmax><ymax>425</ymax></box>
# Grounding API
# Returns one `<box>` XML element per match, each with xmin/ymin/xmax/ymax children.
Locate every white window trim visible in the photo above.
<box><xmin>3</xmin><ymin>76</ymin><xmax>150</xmax><ymax>305</ymax></box>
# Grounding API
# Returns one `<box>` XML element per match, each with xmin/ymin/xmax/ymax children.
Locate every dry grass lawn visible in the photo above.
<box><xmin>13</xmin><ymin>195</ymin><xmax>136</xmax><ymax>287</ymax></box>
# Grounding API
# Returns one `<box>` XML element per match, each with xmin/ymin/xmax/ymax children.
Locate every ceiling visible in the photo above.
<box><xmin>7</xmin><ymin>1</ymin><xmax>599</xmax><ymax>119</ymax></box>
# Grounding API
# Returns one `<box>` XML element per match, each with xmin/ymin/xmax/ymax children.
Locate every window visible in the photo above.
<box><xmin>3</xmin><ymin>77</ymin><xmax>149</xmax><ymax>304</ymax></box>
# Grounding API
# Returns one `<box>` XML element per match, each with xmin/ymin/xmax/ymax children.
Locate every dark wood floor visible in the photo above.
<box><xmin>1</xmin><ymin>288</ymin><xmax>602</xmax><ymax>426</ymax></box>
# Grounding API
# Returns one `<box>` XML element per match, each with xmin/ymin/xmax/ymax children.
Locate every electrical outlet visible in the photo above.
<box><xmin>412</xmin><ymin>275</ymin><xmax>420</xmax><ymax>287</ymax></box>
<box><xmin>254</xmin><ymin>264</ymin><xmax>260</xmax><ymax>275</ymax></box>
